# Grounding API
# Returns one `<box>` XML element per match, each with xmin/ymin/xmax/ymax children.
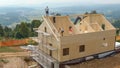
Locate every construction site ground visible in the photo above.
<box><xmin>0</xmin><ymin>46</ymin><xmax>37</xmax><ymax>68</ymax></box>
<box><xmin>0</xmin><ymin>51</ymin><xmax>40</xmax><ymax>68</ymax></box>
<box><xmin>68</xmin><ymin>53</ymin><xmax>120</xmax><ymax>68</ymax></box>
<box><xmin>0</xmin><ymin>57</ymin><xmax>28</xmax><ymax>68</ymax></box>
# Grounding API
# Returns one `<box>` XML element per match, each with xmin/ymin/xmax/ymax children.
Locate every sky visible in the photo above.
<box><xmin>0</xmin><ymin>0</ymin><xmax>120</xmax><ymax>7</ymax></box>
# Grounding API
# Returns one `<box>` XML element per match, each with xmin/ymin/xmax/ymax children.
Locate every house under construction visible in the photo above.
<box><xmin>32</xmin><ymin>14</ymin><xmax>116</xmax><ymax>68</ymax></box>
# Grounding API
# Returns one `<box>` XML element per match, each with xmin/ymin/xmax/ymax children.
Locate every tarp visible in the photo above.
<box><xmin>115</xmin><ymin>42</ymin><xmax>120</xmax><ymax>48</ymax></box>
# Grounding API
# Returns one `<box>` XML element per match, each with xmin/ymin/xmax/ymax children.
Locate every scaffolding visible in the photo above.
<box><xmin>31</xmin><ymin>30</ymin><xmax>59</xmax><ymax>68</ymax></box>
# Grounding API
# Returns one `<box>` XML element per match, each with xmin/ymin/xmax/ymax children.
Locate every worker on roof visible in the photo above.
<box><xmin>58</xmin><ymin>28</ymin><xmax>64</xmax><ymax>36</ymax></box>
<box><xmin>69</xmin><ymin>26</ymin><xmax>73</xmax><ymax>34</ymax></box>
<box><xmin>45</xmin><ymin>6</ymin><xmax>49</xmax><ymax>16</ymax></box>
<box><xmin>61</xmin><ymin>28</ymin><xmax>64</xmax><ymax>36</ymax></box>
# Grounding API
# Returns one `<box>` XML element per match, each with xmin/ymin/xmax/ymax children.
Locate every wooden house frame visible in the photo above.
<box><xmin>32</xmin><ymin>14</ymin><xmax>116</xmax><ymax>68</ymax></box>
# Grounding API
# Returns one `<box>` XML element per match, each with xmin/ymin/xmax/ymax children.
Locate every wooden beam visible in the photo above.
<box><xmin>43</xmin><ymin>16</ymin><xmax>60</xmax><ymax>41</ymax></box>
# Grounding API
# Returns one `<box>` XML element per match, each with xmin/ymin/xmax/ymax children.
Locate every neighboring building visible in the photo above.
<box><xmin>32</xmin><ymin>14</ymin><xmax>116</xmax><ymax>68</ymax></box>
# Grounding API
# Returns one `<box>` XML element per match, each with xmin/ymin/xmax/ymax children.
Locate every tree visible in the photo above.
<box><xmin>31</xmin><ymin>20</ymin><xmax>42</xmax><ymax>28</ymax></box>
<box><xmin>19</xmin><ymin>22</ymin><xmax>30</xmax><ymax>38</ymax></box>
<box><xmin>116</xmin><ymin>29</ymin><xmax>120</xmax><ymax>36</ymax></box>
<box><xmin>4</xmin><ymin>26</ymin><xmax>12</xmax><ymax>38</ymax></box>
<box><xmin>14</xmin><ymin>31</ymin><xmax>23</xmax><ymax>39</ymax></box>
<box><xmin>85</xmin><ymin>12</ymin><xmax>89</xmax><ymax>14</ymax></box>
<box><xmin>13</xmin><ymin>24</ymin><xmax>21</xmax><ymax>38</ymax></box>
<box><xmin>30</xmin><ymin>20</ymin><xmax>42</xmax><ymax>37</ymax></box>
<box><xmin>56</xmin><ymin>13</ymin><xmax>61</xmax><ymax>16</ymax></box>
<box><xmin>0</xmin><ymin>24</ymin><xmax>4</xmax><ymax>37</ymax></box>
<box><xmin>7</xmin><ymin>20</ymin><xmax>43</xmax><ymax>39</ymax></box>
<box><xmin>14</xmin><ymin>22</ymin><xmax>30</xmax><ymax>39</ymax></box>
<box><xmin>14</xmin><ymin>24</ymin><xmax>21</xmax><ymax>32</ymax></box>
<box><xmin>91</xmin><ymin>10</ymin><xmax>97</xmax><ymax>14</ymax></box>
<box><xmin>113</xmin><ymin>20</ymin><xmax>120</xmax><ymax>28</ymax></box>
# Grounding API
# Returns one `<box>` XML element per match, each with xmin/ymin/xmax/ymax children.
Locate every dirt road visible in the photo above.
<box><xmin>69</xmin><ymin>53</ymin><xmax>120</xmax><ymax>68</ymax></box>
<box><xmin>0</xmin><ymin>51</ymin><xmax>31</xmax><ymax>58</ymax></box>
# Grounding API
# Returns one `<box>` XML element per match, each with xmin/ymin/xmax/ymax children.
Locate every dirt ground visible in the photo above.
<box><xmin>0</xmin><ymin>57</ymin><xmax>28</xmax><ymax>68</ymax></box>
<box><xmin>0</xmin><ymin>57</ymin><xmax>41</xmax><ymax>68</ymax></box>
<box><xmin>69</xmin><ymin>53</ymin><xmax>120</xmax><ymax>68</ymax></box>
<box><xmin>1</xmin><ymin>53</ymin><xmax>120</xmax><ymax>68</ymax></box>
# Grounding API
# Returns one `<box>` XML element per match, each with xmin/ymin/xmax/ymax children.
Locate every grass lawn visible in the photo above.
<box><xmin>0</xmin><ymin>47</ymin><xmax>20</xmax><ymax>52</ymax></box>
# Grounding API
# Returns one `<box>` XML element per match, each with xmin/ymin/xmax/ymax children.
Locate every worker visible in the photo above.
<box><xmin>69</xmin><ymin>26</ymin><xmax>73</xmax><ymax>34</ymax></box>
<box><xmin>60</xmin><ymin>28</ymin><xmax>64</xmax><ymax>36</ymax></box>
<box><xmin>45</xmin><ymin>6</ymin><xmax>49</xmax><ymax>16</ymax></box>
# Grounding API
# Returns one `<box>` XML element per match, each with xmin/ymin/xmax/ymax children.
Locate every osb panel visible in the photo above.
<box><xmin>59</xmin><ymin>30</ymin><xmax>116</xmax><ymax>62</ymax></box>
<box><xmin>37</xmin><ymin>14</ymin><xmax>116</xmax><ymax>62</ymax></box>
<box><xmin>38</xmin><ymin>21</ymin><xmax>61</xmax><ymax>61</ymax></box>
<box><xmin>83</xmin><ymin>14</ymin><xmax>115</xmax><ymax>30</ymax></box>
<box><xmin>48</xmin><ymin>16</ymin><xmax>78</xmax><ymax>36</ymax></box>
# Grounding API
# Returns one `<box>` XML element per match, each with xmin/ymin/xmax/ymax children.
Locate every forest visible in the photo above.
<box><xmin>0</xmin><ymin>20</ymin><xmax>42</xmax><ymax>40</ymax></box>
